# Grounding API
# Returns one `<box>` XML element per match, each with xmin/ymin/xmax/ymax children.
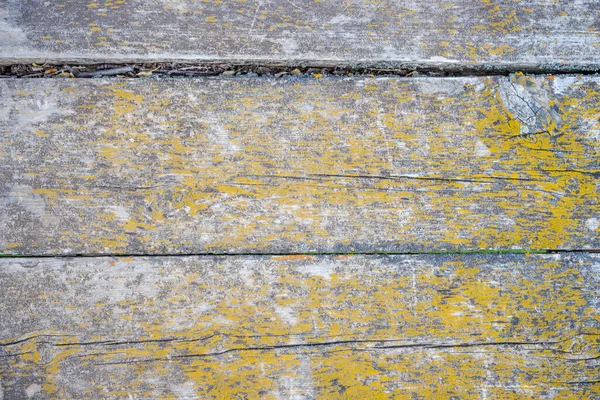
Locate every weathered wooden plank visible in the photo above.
<box><xmin>0</xmin><ymin>253</ymin><xmax>598</xmax><ymax>398</ymax></box>
<box><xmin>0</xmin><ymin>0</ymin><xmax>598</xmax><ymax>68</ymax></box>
<box><xmin>1</xmin><ymin>74</ymin><xmax>598</xmax><ymax>255</ymax></box>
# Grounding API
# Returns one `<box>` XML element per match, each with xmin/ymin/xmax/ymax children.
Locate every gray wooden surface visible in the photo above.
<box><xmin>0</xmin><ymin>0</ymin><xmax>598</xmax><ymax>69</ymax></box>
<box><xmin>1</xmin><ymin>74</ymin><xmax>598</xmax><ymax>255</ymax></box>
<box><xmin>0</xmin><ymin>2</ymin><xmax>599</xmax><ymax>397</ymax></box>
<box><xmin>1</xmin><ymin>253</ymin><xmax>599</xmax><ymax>398</ymax></box>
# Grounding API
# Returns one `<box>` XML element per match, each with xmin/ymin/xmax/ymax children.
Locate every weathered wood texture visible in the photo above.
<box><xmin>1</xmin><ymin>74</ymin><xmax>598</xmax><ymax>255</ymax></box>
<box><xmin>0</xmin><ymin>253</ymin><xmax>599</xmax><ymax>398</ymax></box>
<box><xmin>0</xmin><ymin>0</ymin><xmax>599</xmax><ymax>68</ymax></box>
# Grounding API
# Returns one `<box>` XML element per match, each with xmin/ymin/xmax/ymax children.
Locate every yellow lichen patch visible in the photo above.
<box><xmin>124</xmin><ymin>219</ymin><xmax>158</xmax><ymax>232</ymax></box>
<box><xmin>112</xmin><ymin>88</ymin><xmax>143</xmax><ymax>103</ymax></box>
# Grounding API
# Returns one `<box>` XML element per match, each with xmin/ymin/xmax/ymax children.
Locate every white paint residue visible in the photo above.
<box><xmin>328</xmin><ymin>15</ymin><xmax>370</xmax><ymax>25</ymax></box>
<box><xmin>428</xmin><ymin>56</ymin><xmax>460</xmax><ymax>63</ymax></box>
<box><xmin>417</xmin><ymin>135</ymin><xmax>430</xmax><ymax>156</ymax></box>
<box><xmin>418</xmin><ymin>78</ymin><xmax>466</xmax><ymax>95</ymax></box>
<box><xmin>106</xmin><ymin>206</ymin><xmax>130</xmax><ymax>221</ymax></box>
<box><xmin>551</xmin><ymin>76</ymin><xmax>581</xmax><ymax>95</ymax></box>
<box><xmin>22</xmin><ymin>97</ymin><xmax>61</xmax><ymax>126</ymax></box>
<box><xmin>394</xmin><ymin>140</ymin><xmax>408</xmax><ymax>150</ymax></box>
<box><xmin>0</xmin><ymin>97</ymin><xmax>11</xmax><ymax>123</ymax></box>
<box><xmin>397</xmin><ymin>207</ymin><xmax>413</xmax><ymax>225</ymax></box>
<box><xmin>273</xmin><ymin>37</ymin><xmax>299</xmax><ymax>56</ymax></box>
<box><xmin>275</xmin><ymin>306</ymin><xmax>298</xmax><ymax>325</ymax></box>
<box><xmin>154</xmin><ymin>0</ymin><xmax>194</xmax><ymax>13</ymax></box>
<box><xmin>0</xmin><ymin>3</ymin><xmax>27</xmax><ymax>48</ymax></box>
<box><xmin>496</xmin><ymin>215</ymin><xmax>516</xmax><ymax>227</ymax></box>
<box><xmin>197</xmin><ymin>114</ymin><xmax>240</xmax><ymax>154</ymax></box>
<box><xmin>472</xmin><ymin>81</ymin><xmax>486</xmax><ymax>92</ymax></box>
<box><xmin>474</xmin><ymin>140</ymin><xmax>491</xmax><ymax>157</ymax></box>
<box><xmin>83</xmin><ymin>261</ymin><xmax>165</xmax><ymax>304</ymax></box>
<box><xmin>238</xmin><ymin>266</ymin><xmax>255</xmax><ymax>288</ymax></box>
<box><xmin>172</xmin><ymin>381</ymin><xmax>198</xmax><ymax>400</ymax></box>
<box><xmin>274</xmin><ymin>354</ymin><xmax>315</xmax><ymax>399</ymax></box>
<box><xmin>9</xmin><ymin>84</ymin><xmax>75</xmax><ymax>133</ymax></box>
<box><xmin>298</xmin><ymin>261</ymin><xmax>333</xmax><ymax>281</ymax></box>
<box><xmin>25</xmin><ymin>384</ymin><xmax>41</xmax><ymax>398</ymax></box>
<box><xmin>591</xmin><ymin>260</ymin><xmax>600</xmax><ymax>278</ymax></box>
<box><xmin>9</xmin><ymin>185</ymin><xmax>45</xmax><ymax>216</ymax></box>
<box><xmin>586</xmin><ymin>217</ymin><xmax>599</xmax><ymax>232</ymax></box>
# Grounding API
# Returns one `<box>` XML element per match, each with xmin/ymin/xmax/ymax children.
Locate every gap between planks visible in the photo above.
<box><xmin>0</xmin><ymin>249</ymin><xmax>598</xmax><ymax>259</ymax></box>
<box><xmin>1</xmin><ymin>62</ymin><xmax>600</xmax><ymax>79</ymax></box>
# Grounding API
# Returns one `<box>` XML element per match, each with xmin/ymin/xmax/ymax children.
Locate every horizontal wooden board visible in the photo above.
<box><xmin>1</xmin><ymin>74</ymin><xmax>598</xmax><ymax>255</ymax></box>
<box><xmin>0</xmin><ymin>253</ymin><xmax>599</xmax><ymax>398</ymax></box>
<box><xmin>0</xmin><ymin>0</ymin><xmax>599</xmax><ymax>68</ymax></box>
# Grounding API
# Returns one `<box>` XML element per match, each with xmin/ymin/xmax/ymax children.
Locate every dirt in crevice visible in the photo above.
<box><xmin>2</xmin><ymin>62</ymin><xmax>599</xmax><ymax>79</ymax></box>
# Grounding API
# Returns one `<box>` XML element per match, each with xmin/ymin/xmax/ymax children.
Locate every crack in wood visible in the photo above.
<box><xmin>247</xmin><ymin>173</ymin><xmax>543</xmax><ymax>185</ymax></box>
<box><xmin>85</xmin><ymin>338</ymin><xmax>568</xmax><ymax>367</ymax></box>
